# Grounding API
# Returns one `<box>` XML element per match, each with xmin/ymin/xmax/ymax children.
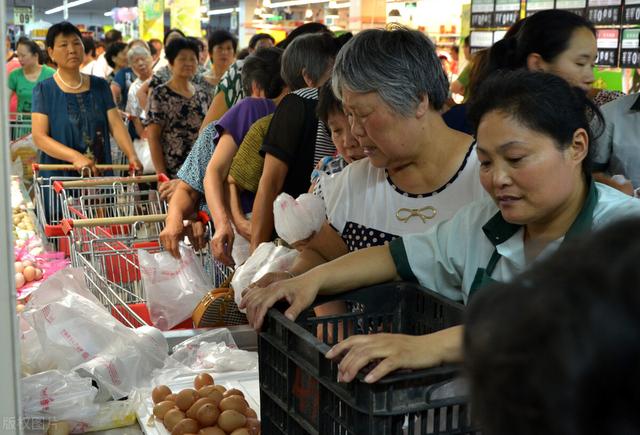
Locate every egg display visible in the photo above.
<box><xmin>150</xmin><ymin>376</ymin><xmax>260</xmax><ymax>435</ymax></box>
<box><xmin>14</xmin><ymin>259</ymin><xmax>44</xmax><ymax>289</ymax></box>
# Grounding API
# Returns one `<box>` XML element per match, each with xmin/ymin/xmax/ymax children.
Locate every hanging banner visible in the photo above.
<box><xmin>139</xmin><ymin>0</ymin><xmax>164</xmax><ymax>40</ymax></box>
<box><xmin>170</xmin><ymin>0</ymin><xmax>201</xmax><ymax>36</ymax></box>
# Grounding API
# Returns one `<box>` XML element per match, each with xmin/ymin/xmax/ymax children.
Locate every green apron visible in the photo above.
<box><xmin>468</xmin><ymin>179</ymin><xmax>599</xmax><ymax>299</ymax></box>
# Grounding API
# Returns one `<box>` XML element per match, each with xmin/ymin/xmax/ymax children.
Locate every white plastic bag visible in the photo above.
<box><xmin>139</xmin><ymin>243</ymin><xmax>212</xmax><ymax>330</ymax></box>
<box><xmin>21</xmin><ymin>268</ymin><xmax>168</xmax><ymax>400</ymax></box>
<box><xmin>273</xmin><ymin>193</ymin><xmax>326</xmax><ymax>245</ymax></box>
<box><xmin>21</xmin><ymin>370</ymin><xmax>99</xmax><ymax>426</ymax></box>
<box><xmin>231</xmin><ymin>242</ymin><xmax>298</xmax><ymax>312</ymax></box>
<box><xmin>133</xmin><ymin>138</ymin><xmax>156</xmax><ymax>174</ymax></box>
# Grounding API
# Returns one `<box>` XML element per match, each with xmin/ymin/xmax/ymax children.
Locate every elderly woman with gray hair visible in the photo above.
<box><xmin>125</xmin><ymin>45</ymin><xmax>154</xmax><ymax>141</ymax></box>
<box><xmin>243</xmin><ymin>27</ymin><xmax>485</xmax><ymax>299</ymax></box>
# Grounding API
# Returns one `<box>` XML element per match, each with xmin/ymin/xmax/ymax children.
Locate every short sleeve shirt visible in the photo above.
<box><xmin>229</xmin><ymin>114</ymin><xmax>273</xmax><ymax>193</ymax></box>
<box><xmin>260</xmin><ymin>87</ymin><xmax>335</xmax><ymax>198</ymax></box>
<box><xmin>319</xmin><ymin>143</ymin><xmax>485</xmax><ymax>252</ymax></box>
<box><xmin>8</xmin><ymin>66</ymin><xmax>55</xmax><ymax>113</ymax></box>
<box><xmin>146</xmin><ymin>83</ymin><xmax>212</xmax><ymax>177</ymax></box>
<box><xmin>32</xmin><ymin>75</ymin><xmax>116</xmax><ymax>168</ymax></box>
<box><xmin>390</xmin><ymin>182</ymin><xmax>640</xmax><ymax>304</ymax></box>
<box><xmin>216</xmin><ymin>60</ymin><xmax>245</xmax><ymax>109</ymax></box>
<box><xmin>113</xmin><ymin>67</ymin><xmax>136</xmax><ymax>110</ymax></box>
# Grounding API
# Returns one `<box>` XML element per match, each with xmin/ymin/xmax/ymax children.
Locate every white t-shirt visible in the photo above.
<box><xmin>80</xmin><ymin>59</ymin><xmax>99</xmax><ymax>76</ymax></box>
<box><xmin>319</xmin><ymin>142</ymin><xmax>485</xmax><ymax>251</ymax></box>
<box><xmin>93</xmin><ymin>53</ymin><xmax>112</xmax><ymax>79</ymax></box>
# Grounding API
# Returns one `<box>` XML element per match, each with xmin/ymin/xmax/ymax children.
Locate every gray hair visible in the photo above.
<box><xmin>281</xmin><ymin>32</ymin><xmax>337</xmax><ymax>91</ymax></box>
<box><xmin>332</xmin><ymin>27</ymin><xmax>449</xmax><ymax>116</ymax></box>
<box><xmin>127</xmin><ymin>45</ymin><xmax>151</xmax><ymax>64</ymax></box>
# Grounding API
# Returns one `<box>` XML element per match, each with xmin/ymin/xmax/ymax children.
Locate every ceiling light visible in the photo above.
<box><xmin>45</xmin><ymin>0</ymin><xmax>92</xmax><ymax>15</ymax></box>
<box><xmin>104</xmin><ymin>10</ymin><xmax>113</xmax><ymax>16</ymax></box>
<box><xmin>207</xmin><ymin>7</ymin><xmax>236</xmax><ymax>15</ymax></box>
<box><xmin>305</xmin><ymin>7</ymin><xmax>313</xmax><ymax>18</ymax></box>
<box><xmin>329</xmin><ymin>1</ymin><xmax>350</xmax><ymax>7</ymax></box>
<box><xmin>264</xmin><ymin>0</ymin><xmax>328</xmax><ymax>8</ymax></box>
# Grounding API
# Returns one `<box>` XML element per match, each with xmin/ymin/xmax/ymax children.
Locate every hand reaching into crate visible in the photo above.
<box><xmin>325</xmin><ymin>327</ymin><xmax>463</xmax><ymax>383</ymax></box>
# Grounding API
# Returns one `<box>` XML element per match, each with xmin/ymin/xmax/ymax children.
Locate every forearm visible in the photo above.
<box><xmin>167</xmin><ymin>182</ymin><xmax>200</xmax><ymax>221</ymax></box>
<box><xmin>147</xmin><ymin>129</ymin><xmax>166</xmax><ymax>174</ymax></box>
<box><xmin>32</xmin><ymin>133</ymin><xmax>83</xmax><ymax>163</ymax></box>
<box><xmin>228</xmin><ymin>181</ymin><xmax>250</xmax><ymax>231</ymax></box>
<box><xmin>289</xmin><ymin>249</ymin><xmax>328</xmax><ymax>276</ymax></box>
<box><xmin>110</xmin><ymin>115</ymin><xmax>137</xmax><ymax>160</ymax></box>
<box><xmin>250</xmin><ymin>187</ymin><xmax>277</xmax><ymax>251</ymax></box>
<box><xmin>200</xmin><ymin>91</ymin><xmax>228</xmax><ymax>131</ymax></box>
<box><xmin>419</xmin><ymin>325</ymin><xmax>464</xmax><ymax>364</ymax></box>
<box><xmin>203</xmin><ymin>171</ymin><xmax>232</xmax><ymax>226</ymax></box>
<box><xmin>132</xmin><ymin>118</ymin><xmax>145</xmax><ymax>138</ymax></box>
<box><xmin>309</xmin><ymin>245</ymin><xmax>399</xmax><ymax>295</ymax></box>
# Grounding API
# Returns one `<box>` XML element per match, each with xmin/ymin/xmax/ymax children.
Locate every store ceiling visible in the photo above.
<box><xmin>14</xmin><ymin>0</ymin><xmax>137</xmax><ymax>16</ymax></box>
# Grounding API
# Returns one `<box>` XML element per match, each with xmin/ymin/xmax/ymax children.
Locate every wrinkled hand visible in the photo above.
<box><xmin>73</xmin><ymin>153</ymin><xmax>98</xmax><ymax>176</ymax></box>
<box><xmin>247</xmin><ymin>271</ymin><xmax>292</xmax><ymax>290</ymax></box>
<box><xmin>240</xmin><ymin>274</ymin><xmax>320</xmax><ymax>330</ymax></box>
<box><xmin>325</xmin><ymin>333</ymin><xmax>440</xmax><ymax>384</ymax></box>
<box><xmin>158</xmin><ymin>179</ymin><xmax>181</xmax><ymax>201</ymax></box>
<box><xmin>211</xmin><ymin>220</ymin><xmax>235</xmax><ymax>267</ymax></box>
<box><xmin>235</xmin><ymin>217</ymin><xmax>251</xmax><ymax>241</ymax></box>
<box><xmin>185</xmin><ymin>220</ymin><xmax>207</xmax><ymax>252</ymax></box>
<box><xmin>160</xmin><ymin>215</ymin><xmax>185</xmax><ymax>258</ymax></box>
<box><xmin>128</xmin><ymin>155</ymin><xmax>144</xmax><ymax>173</ymax></box>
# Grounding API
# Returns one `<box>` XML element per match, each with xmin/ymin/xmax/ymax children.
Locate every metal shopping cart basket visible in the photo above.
<box><xmin>55</xmin><ymin>177</ymin><xmax>233</xmax><ymax>328</ymax></box>
<box><xmin>32</xmin><ymin>164</ymin><xmax>139</xmax><ymax>252</ymax></box>
<box><xmin>9</xmin><ymin>112</ymin><xmax>32</xmax><ymax>141</ymax></box>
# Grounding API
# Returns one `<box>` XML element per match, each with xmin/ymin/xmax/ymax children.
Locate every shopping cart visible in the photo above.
<box><xmin>32</xmin><ymin>164</ymin><xmax>140</xmax><ymax>251</ymax></box>
<box><xmin>56</xmin><ymin>178</ymin><xmax>232</xmax><ymax>328</ymax></box>
<box><xmin>9</xmin><ymin>112</ymin><xmax>32</xmax><ymax>141</ymax></box>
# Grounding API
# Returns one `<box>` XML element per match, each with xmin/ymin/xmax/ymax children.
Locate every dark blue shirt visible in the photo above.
<box><xmin>32</xmin><ymin>75</ymin><xmax>116</xmax><ymax>171</ymax></box>
<box><xmin>113</xmin><ymin>67</ymin><xmax>135</xmax><ymax>111</ymax></box>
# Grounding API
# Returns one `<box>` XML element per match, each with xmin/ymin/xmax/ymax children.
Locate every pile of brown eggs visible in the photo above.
<box><xmin>152</xmin><ymin>373</ymin><xmax>260</xmax><ymax>435</ymax></box>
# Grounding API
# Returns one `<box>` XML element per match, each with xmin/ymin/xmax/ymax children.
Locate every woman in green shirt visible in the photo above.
<box><xmin>8</xmin><ymin>38</ymin><xmax>55</xmax><ymax>138</ymax></box>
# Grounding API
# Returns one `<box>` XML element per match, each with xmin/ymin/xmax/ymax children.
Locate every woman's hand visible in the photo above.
<box><xmin>325</xmin><ymin>327</ymin><xmax>463</xmax><ymax>383</ymax></box>
<box><xmin>72</xmin><ymin>153</ymin><xmax>98</xmax><ymax>176</ymax></box>
<box><xmin>211</xmin><ymin>219</ymin><xmax>235</xmax><ymax>266</ymax></box>
<box><xmin>185</xmin><ymin>220</ymin><xmax>207</xmax><ymax>252</ymax></box>
<box><xmin>240</xmin><ymin>273</ymin><xmax>321</xmax><ymax>330</ymax></box>
<box><xmin>158</xmin><ymin>179</ymin><xmax>181</xmax><ymax>201</ymax></box>
<box><xmin>160</xmin><ymin>214</ymin><xmax>185</xmax><ymax>258</ymax></box>
<box><xmin>128</xmin><ymin>155</ymin><xmax>144</xmax><ymax>173</ymax></box>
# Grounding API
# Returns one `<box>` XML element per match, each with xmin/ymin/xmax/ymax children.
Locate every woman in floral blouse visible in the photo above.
<box><xmin>146</xmin><ymin>37</ymin><xmax>212</xmax><ymax>200</ymax></box>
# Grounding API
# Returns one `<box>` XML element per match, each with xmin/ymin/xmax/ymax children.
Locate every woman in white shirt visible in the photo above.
<box><xmin>241</xmin><ymin>69</ymin><xmax>640</xmax><ymax>383</ymax></box>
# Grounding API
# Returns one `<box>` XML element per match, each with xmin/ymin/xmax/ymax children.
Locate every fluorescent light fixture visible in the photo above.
<box><xmin>104</xmin><ymin>10</ymin><xmax>113</xmax><ymax>16</ymax></box>
<box><xmin>264</xmin><ymin>0</ymin><xmax>328</xmax><ymax>8</ymax></box>
<box><xmin>207</xmin><ymin>7</ymin><xmax>236</xmax><ymax>15</ymax></box>
<box><xmin>329</xmin><ymin>1</ymin><xmax>350</xmax><ymax>7</ymax></box>
<box><xmin>45</xmin><ymin>0</ymin><xmax>92</xmax><ymax>15</ymax></box>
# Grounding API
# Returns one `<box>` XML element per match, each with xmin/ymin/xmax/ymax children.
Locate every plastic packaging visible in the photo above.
<box><xmin>138</xmin><ymin>243</ymin><xmax>212</xmax><ymax>330</ymax></box>
<box><xmin>231</xmin><ymin>242</ymin><xmax>298</xmax><ymax>312</ymax></box>
<box><xmin>273</xmin><ymin>193</ymin><xmax>326</xmax><ymax>245</ymax></box>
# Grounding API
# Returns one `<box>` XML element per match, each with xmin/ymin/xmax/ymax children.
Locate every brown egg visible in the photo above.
<box><xmin>219</xmin><ymin>396</ymin><xmax>248</xmax><ymax>414</ymax></box>
<box><xmin>186</xmin><ymin>398</ymin><xmax>216</xmax><ymax>419</ymax></box>
<box><xmin>244</xmin><ymin>408</ymin><xmax>257</xmax><ymax>419</ymax></box>
<box><xmin>199</xmin><ymin>427</ymin><xmax>226</xmax><ymax>435</ymax></box>
<box><xmin>245</xmin><ymin>417</ymin><xmax>260</xmax><ymax>435</ymax></box>
<box><xmin>163</xmin><ymin>409</ymin><xmax>186</xmax><ymax>431</ymax></box>
<box><xmin>196</xmin><ymin>403</ymin><xmax>220</xmax><ymax>427</ymax></box>
<box><xmin>153</xmin><ymin>400</ymin><xmax>177</xmax><ymax>419</ymax></box>
<box><xmin>171</xmin><ymin>418</ymin><xmax>199</xmax><ymax>435</ymax></box>
<box><xmin>176</xmin><ymin>389</ymin><xmax>199</xmax><ymax>411</ymax></box>
<box><xmin>194</xmin><ymin>373</ymin><xmax>215</xmax><ymax>390</ymax></box>
<box><xmin>197</xmin><ymin>386</ymin><xmax>223</xmax><ymax>404</ymax></box>
<box><xmin>166</xmin><ymin>393</ymin><xmax>178</xmax><ymax>402</ymax></box>
<box><xmin>230</xmin><ymin>428</ymin><xmax>250</xmax><ymax>435</ymax></box>
<box><xmin>223</xmin><ymin>388</ymin><xmax>245</xmax><ymax>398</ymax></box>
<box><xmin>152</xmin><ymin>385</ymin><xmax>172</xmax><ymax>404</ymax></box>
<box><xmin>212</xmin><ymin>385</ymin><xmax>227</xmax><ymax>394</ymax></box>
<box><xmin>23</xmin><ymin>266</ymin><xmax>36</xmax><ymax>282</ymax></box>
<box><xmin>218</xmin><ymin>410</ymin><xmax>247</xmax><ymax>433</ymax></box>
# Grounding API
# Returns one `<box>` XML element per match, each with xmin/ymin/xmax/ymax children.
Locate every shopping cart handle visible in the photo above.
<box><xmin>44</xmin><ymin>224</ymin><xmax>66</xmax><ymax>238</ymax></box>
<box><xmin>32</xmin><ymin>163</ymin><xmax>131</xmax><ymax>173</ymax></box>
<box><xmin>157</xmin><ymin>173</ymin><xmax>170</xmax><ymax>183</ymax></box>
<box><xmin>197</xmin><ymin>210</ymin><xmax>211</xmax><ymax>224</ymax></box>
<box><xmin>52</xmin><ymin>174</ymin><xmax>162</xmax><ymax>192</ymax></box>
<box><xmin>61</xmin><ymin>214</ymin><xmax>168</xmax><ymax>233</ymax></box>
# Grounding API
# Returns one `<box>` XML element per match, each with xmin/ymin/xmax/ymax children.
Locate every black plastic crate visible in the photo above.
<box><xmin>258</xmin><ymin>282</ymin><xmax>481</xmax><ymax>435</ymax></box>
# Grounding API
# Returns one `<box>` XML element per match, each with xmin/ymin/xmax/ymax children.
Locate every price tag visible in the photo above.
<box><xmin>620</xmin><ymin>28</ymin><xmax>640</xmax><ymax>67</ymax></box>
<box><xmin>588</xmin><ymin>0</ymin><xmax>622</xmax><ymax>24</ymax></box>
<box><xmin>494</xmin><ymin>0</ymin><xmax>520</xmax><ymax>27</ymax></box>
<box><xmin>13</xmin><ymin>7</ymin><xmax>33</xmax><ymax>25</ymax></box>
<box><xmin>596</xmin><ymin>28</ymin><xmax>620</xmax><ymax>66</ymax></box>
<box><xmin>624</xmin><ymin>0</ymin><xmax>640</xmax><ymax>24</ymax></box>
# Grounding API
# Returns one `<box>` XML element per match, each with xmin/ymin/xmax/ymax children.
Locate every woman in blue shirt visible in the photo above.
<box><xmin>31</xmin><ymin>21</ymin><xmax>141</xmax><ymax>176</ymax></box>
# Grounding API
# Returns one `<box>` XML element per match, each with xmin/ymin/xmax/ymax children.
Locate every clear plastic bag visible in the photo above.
<box><xmin>21</xmin><ymin>268</ymin><xmax>168</xmax><ymax>400</ymax></box>
<box><xmin>21</xmin><ymin>370</ymin><xmax>99</xmax><ymax>425</ymax></box>
<box><xmin>273</xmin><ymin>193</ymin><xmax>326</xmax><ymax>245</ymax></box>
<box><xmin>138</xmin><ymin>243</ymin><xmax>212</xmax><ymax>330</ymax></box>
<box><xmin>231</xmin><ymin>242</ymin><xmax>298</xmax><ymax>312</ymax></box>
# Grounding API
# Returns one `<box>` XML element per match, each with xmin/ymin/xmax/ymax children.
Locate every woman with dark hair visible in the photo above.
<box><xmin>31</xmin><ymin>22</ymin><xmax>141</xmax><ymax>176</ymax></box>
<box><xmin>146</xmin><ymin>38</ymin><xmax>211</xmax><ymax>198</ymax></box>
<box><xmin>204</xmin><ymin>29</ymin><xmax>237</xmax><ymax>87</ymax></box>
<box><xmin>8</xmin><ymin>37</ymin><xmax>55</xmax><ymax>138</ymax></box>
<box><xmin>248</xmin><ymin>33</ymin><xmax>275</xmax><ymax>52</ymax></box>
<box><xmin>241</xmin><ymin>70</ymin><xmax>640</xmax><ymax>382</ymax></box>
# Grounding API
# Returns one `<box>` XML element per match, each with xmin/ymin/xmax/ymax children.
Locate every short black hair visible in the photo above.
<box><xmin>237</xmin><ymin>47</ymin><xmax>251</xmax><ymax>60</ymax></box>
<box><xmin>468</xmin><ymin>69</ymin><xmax>603</xmax><ymax>175</ymax></box>
<box><xmin>207</xmin><ymin>29</ymin><xmax>238</xmax><ymax>54</ymax></box>
<box><xmin>277</xmin><ymin>22</ymin><xmax>330</xmax><ymax>49</ymax></box>
<box><xmin>104</xmin><ymin>28</ymin><xmax>123</xmax><ymax>46</ymax></box>
<box><xmin>148</xmin><ymin>38</ymin><xmax>161</xmax><ymax>57</ymax></box>
<box><xmin>17</xmin><ymin>37</ymin><xmax>43</xmax><ymax>63</ymax></box>
<box><xmin>241</xmin><ymin>47</ymin><xmax>285</xmax><ymax>99</ymax></box>
<box><xmin>164</xmin><ymin>28</ymin><xmax>185</xmax><ymax>46</ymax></box>
<box><xmin>45</xmin><ymin>21</ymin><xmax>82</xmax><ymax>49</ymax></box>
<box><xmin>187</xmin><ymin>36</ymin><xmax>205</xmax><ymax>53</ymax></box>
<box><xmin>465</xmin><ymin>217</ymin><xmax>640</xmax><ymax>435</ymax></box>
<box><xmin>105</xmin><ymin>41</ymin><xmax>127</xmax><ymax>68</ymax></box>
<box><xmin>82</xmin><ymin>36</ymin><xmax>96</xmax><ymax>57</ymax></box>
<box><xmin>165</xmin><ymin>37</ymin><xmax>200</xmax><ymax>64</ymax></box>
<box><xmin>316</xmin><ymin>80</ymin><xmax>343</xmax><ymax>124</ymax></box>
<box><xmin>249</xmin><ymin>33</ymin><xmax>275</xmax><ymax>49</ymax></box>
